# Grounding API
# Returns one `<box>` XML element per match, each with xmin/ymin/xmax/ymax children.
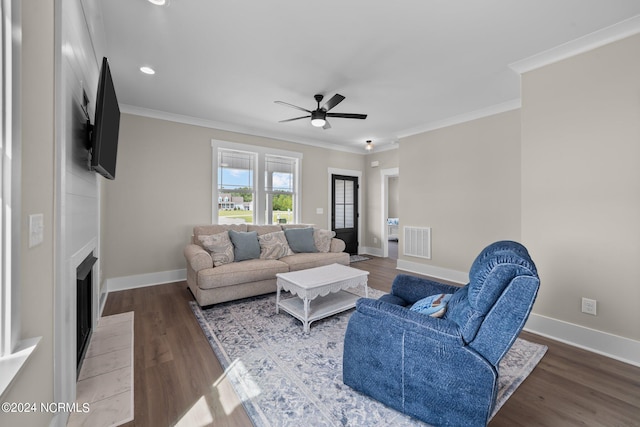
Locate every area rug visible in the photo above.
<box><xmin>349</xmin><ymin>254</ymin><xmax>370</xmax><ymax>263</ymax></box>
<box><xmin>190</xmin><ymin>290</ymin><xmax>546</xmax><ymax>426</ymax></box>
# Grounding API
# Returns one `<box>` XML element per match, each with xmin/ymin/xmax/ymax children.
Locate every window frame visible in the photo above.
<box><xmin>211</xmin><ymin>140</ymin><xmax>302</xmax><ymax>225</ymax></box>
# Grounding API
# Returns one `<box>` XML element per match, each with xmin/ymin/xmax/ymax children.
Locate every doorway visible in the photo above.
<box><xmin>331</xmin><ymin>174</ymin><xmax>359</xmax><ymax>255</ymax></box>
<box><xmin>381</xmin><ymin>168</ymin><xmax>400</xmax><ymax>259</ymax></box>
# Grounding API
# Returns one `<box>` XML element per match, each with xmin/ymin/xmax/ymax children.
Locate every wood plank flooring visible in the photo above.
<box><xmin>102</xmin><ymin>256</ymin><xmax>640</xmax><ymax>426</ymax></box>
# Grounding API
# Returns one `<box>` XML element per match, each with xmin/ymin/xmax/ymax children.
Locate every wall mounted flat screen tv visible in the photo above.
<box><xmin>91</xmin><ymin>57</ymin><xmax>120</xmax><ymax>180</ymax></box>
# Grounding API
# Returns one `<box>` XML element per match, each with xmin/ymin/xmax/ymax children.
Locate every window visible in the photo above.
<box><xmin>212</xmin><ymin>141</ymin><xmax>301</xmax><ymax>225</ymax></box>
<box><xmin>265</xmin><ymin>155</ymin><xmax>296</xmax><ymax>224</ymax></box>
<box><xmin>0</xmin><ymin>0</ymin><xmax>40</xmax><ymax>398</ymax></box>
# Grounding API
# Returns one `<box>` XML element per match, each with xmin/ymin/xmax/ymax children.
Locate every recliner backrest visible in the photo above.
<box><xmin>443</xmin><ymin>241</ymin><xmax>538</xmax><ymax>356</ymax></box>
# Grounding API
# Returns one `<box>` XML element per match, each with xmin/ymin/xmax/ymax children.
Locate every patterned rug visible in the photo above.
<box><xmin>349</xmin><ymin>255</ymin><xmax>370</xmax><ymax>263</ymax></box>
<box><xmin>190</xmin><ymin>289</ymin><xmax>547</xmax><ymax>426</ymax></box>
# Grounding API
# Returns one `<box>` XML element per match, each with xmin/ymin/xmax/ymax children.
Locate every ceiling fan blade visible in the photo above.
<box><xmin>322</xmin><ymin>120</ymin><xmax>332</xmax><ymax>130</ymax></box>
<box><xmin>326</xmin><ymin>113</ymin><xmax>367</xmax><ymax>119</ymax></box>
<box><xmin>279</xmin><ymin>115</ymin><xmax>310</xmax><ymax>123</ymax></box>
<box><xmin>321</xmin><ymin>94</ymin><xmax>345</xmax><ymax>112</ymax></box>
<box><xmin>274</xmin><ymin>101</ymin><xmax>311</xmax><ymax>113</ymax></box>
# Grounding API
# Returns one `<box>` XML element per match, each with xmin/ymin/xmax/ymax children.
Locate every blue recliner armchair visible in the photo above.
<box><xmin>343</xmin><ymin>241</ymin><xmax>539</xmax><ymax>427</ymax></box>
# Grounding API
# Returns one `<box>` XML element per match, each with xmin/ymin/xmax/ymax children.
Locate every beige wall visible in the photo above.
<box><xmin>1</xmin><ymin>1</ymin><xmax>56</xmax><ymax>426</ymax></box>
<box><xmin>399</xmin><ymin>109</ymin><xmax>522</xmax><ymax>271</ymax></box>
<box><xmin>521</xmin><ymin>33</ymin><xmax>640</xmax><ymax>340</ymax></box>
<box><xmin>103</xmin><ymin>114</ymin><xmax>365</xmax><ymax>279</ymax></box>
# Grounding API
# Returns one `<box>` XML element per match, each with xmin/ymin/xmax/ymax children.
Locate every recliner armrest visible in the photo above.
<box><xmin>355</xmin><ymin>298</ymin><xmax>463</xmax><ymax>344</ymax></box>
<box><xmin>391</xmin><ymin>274</ymin><xmax>462</xmax><ymax>305</ymax></box>
<box><xmin>184</xmin><ymin>244</ymin><xmax>213</xmax><ymax>271</ymax></box>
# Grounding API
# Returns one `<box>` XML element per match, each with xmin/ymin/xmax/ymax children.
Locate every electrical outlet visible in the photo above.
<box><xmin>373</xmin><ymin>237</ymin><xmax>378</xmax><ymax>244</ymax></box>
<box><xmin>581</xmin><ymin>297</ymin><xmax>597</xmax><ymax>316</ymax></box>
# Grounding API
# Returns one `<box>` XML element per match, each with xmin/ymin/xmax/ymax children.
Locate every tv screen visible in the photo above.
<box><xmin>91</xmin><ymin>57</ymin><xmax>120</xmax><ymax>180</ymax></box>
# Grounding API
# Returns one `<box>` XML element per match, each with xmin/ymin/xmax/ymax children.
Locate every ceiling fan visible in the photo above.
<box><xmin>275</xmin><ymin>94</ymin><xmax>367</xmax><ymax>129</ymax></box>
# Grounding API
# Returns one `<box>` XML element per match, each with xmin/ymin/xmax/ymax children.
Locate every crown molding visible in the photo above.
<box><xmin>510</xmin><ymin>14</ymin><xmax>640</xmax><ymax>74</ymax></box>
<box><xmin>396</xmin><ymin>99</ymin><xmax>521</xmax><ymax>139</ymax></box>
<box><xmin>119</xmin><ymin>104</ymin><xmax>369</xmax><ymax>155</ymax></box>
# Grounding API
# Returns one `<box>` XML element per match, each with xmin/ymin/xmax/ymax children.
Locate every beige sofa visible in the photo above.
<box><xmin>184</xmin><ymin>224</ymin><xmax>350</xmax><ymax>307</ymax></box>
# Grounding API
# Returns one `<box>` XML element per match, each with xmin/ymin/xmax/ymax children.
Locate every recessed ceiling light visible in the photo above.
<box><xmin>147</xmin><ymin>0</ymin><xmax>167</xmax><ymax>5</ymax></box>
<box><xmin>140</xmin><ymin>66</ymin><xmax>155</xmax><ymax>75</ymax></box>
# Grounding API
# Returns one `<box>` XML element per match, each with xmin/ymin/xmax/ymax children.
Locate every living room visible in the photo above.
<box><xmin>2</xmin><ymin>1</ymin><xmax>640</xmax><ymax>426</ymax></box>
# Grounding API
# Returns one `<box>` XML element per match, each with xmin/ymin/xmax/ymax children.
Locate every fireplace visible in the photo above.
<box><xmin>76</xmin><ymin>252</ymin><xmax>97</xmax><ymax>376</ymax></box>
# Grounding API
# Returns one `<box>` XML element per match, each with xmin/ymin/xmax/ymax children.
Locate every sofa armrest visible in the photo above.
<box><xmin>391</xmin><ymin>274</ymin><xmax>463</xmax><ymax>305</ymax></box>
<box><xmin>184</xmin><ymin>244</ymin><xmax>213</xmax><ymax>271</ymax></box>
<box><xmin>329</xmin><ymin>237</ymin><xmax>346</xmax><ymax>253</ymax></box>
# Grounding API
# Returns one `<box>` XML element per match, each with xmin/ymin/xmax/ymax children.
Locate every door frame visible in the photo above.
<box><xmin>327</xmin><ymin>168</ymin><xmax>362</xmax><ymax>254</ymax></box>
<box><xmin>381</xmin><ymin>167</ymin><xmax>399</xmax><ymax>258</ymax></box>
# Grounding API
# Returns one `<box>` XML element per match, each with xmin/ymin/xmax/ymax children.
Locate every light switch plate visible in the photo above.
<box><xmin>316</xmin><ymin>208</ymin><xmax>323</xmax><ymax>215</ymax></box>
<box><xmin>29</xmin><ymin>213</ymin><xmax>44</xmax><ymax>248</ymax></box>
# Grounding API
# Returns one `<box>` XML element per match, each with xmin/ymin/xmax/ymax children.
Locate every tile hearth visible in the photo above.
<box><xmin>67</xmin><ymin>311</ymin><xmax>134</xmax><ymax>427</ymax></box>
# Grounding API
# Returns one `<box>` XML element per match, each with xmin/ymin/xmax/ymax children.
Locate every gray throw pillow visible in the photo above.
<box><xmin>228</xmin><ymin>230</ymin><xmax>261</xmax><ymax>261</ymax></box>
<box><xmin>284</xmin><ymin>227</ymin><xmax>318</xmax><ymax>253</ymax></box>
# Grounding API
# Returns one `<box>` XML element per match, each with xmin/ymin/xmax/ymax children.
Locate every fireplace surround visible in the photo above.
<box><xmin>76</xmin><ymin>252</ymin><xmax>97</xmax><ymax>376</ymax></box>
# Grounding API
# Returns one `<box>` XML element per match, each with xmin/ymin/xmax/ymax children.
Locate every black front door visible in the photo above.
<box><xmin>331</xmin><ymin>174</ymin><xmax>358</xmax><ymax>255</ymax></box>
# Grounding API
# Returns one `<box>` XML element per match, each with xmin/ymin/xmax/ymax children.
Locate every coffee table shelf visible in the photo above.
<box><xmin>276</xmin><ymin>263</ymin><xmax>369</xmax><ymax>333</ymax></box>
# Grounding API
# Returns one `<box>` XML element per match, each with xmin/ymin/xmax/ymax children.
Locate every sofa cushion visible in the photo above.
<box><xmin>284</xmin><ymin>227</ymin><xmax>318</xmax><ymax>253</ymax></box>
<box><xmin>280</xmin><ymin>251</ymin><xmax>349</xmax><ymax>271</ymax></box>
<box><xmin>258</xmin><ymin>231</ymin><xmax>293</xmax><ymax>260</ymax></box>
<box><xmin>194</xmin><ymin>224</ymin><xmax>247</xmax><ymax>245</ymax></box>
<box><xmin>228</xmin><ymin>230</ymin><xmax>261</xmax><ymax>262</ymax></box>
<box><xmin>247</xmin><ymin>224</ymin><xmax>283</xmax><ymax>235</ymax></box>
<box><xmin>197</xmin><ymin>259</ymin><xmax>289</xmax><ymax>289</ymax></box>
<box><xmin>314</xmin><ymin>229</ymin><xmax>336</xmax><ymax>253</ymax></box>
<box><xmin>198</xmin><ymin>231</ymin><xmax>234</xmax><ymax>266</ymax></box>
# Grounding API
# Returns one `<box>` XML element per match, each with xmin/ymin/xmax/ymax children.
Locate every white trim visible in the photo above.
<box><xmin>211</xmin><ymin>140</ymin><xmax>302</xmax><ymax>225</ymax></box>
<box><xmin>105</xmin><ymin>269</ymin><xmax>187</xmax><ymax>292</ymax></box>
<box><xmin>121</xmin><ymin>104</ymin><xmax>369</xmax><ymax>154</ymax></box>
<box><xmin>359</xmin><ymin>246</ymin><xmax>383</xmax><ymax>257</ymax></box>
<box><xmin>510</xmin><ymin>14</ymin><xmax>640</xmax><ymax>74</ymax></box>
<box><xmin>380</xmin><ymin>168</ymin><xmax>399</xmax><ymax>258</ymax></box>
<box><xmin>396</xmin><ymin>259</ymin><xmax>468</xmax><ymax>285</ymax></box>
<box><xmin>396</xmin><ymin>99</ymin><xmax>521</xmax><ymax>138</ymax></box>
<box><xmin>0</xmin><ymin>337</ymin><xmax>41</xmax><ymax>400</ymax></box>
<box><xmin>524</xmin><ymin>313</ymin><xmax>640</xmax><ymax>368</ymax></box>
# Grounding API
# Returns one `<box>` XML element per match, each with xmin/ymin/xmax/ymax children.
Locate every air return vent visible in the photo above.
<box><xmin>404</xmin><ymin>226</ymin><xmax>431</xmax><ymax>259</ymax></box>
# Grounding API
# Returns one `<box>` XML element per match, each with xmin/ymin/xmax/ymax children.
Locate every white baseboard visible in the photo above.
<box><xmin>360</xmin><ymin>246</ymin><xmax>383</xmax><ymax>257</ymax></box>
<box><xmin>524</xmin><ymin>313</ymin><xmax>640</xmax><ymax>367</ymax></box>
<box><xmin>105</xmin><ymin>269</ymin><xmax>187</xmax><ymax>292</ymax></box>
<box><xmin>396</xmin><ymin>258</ymin><xmax>468</xmax><ymax>284</ymax></box>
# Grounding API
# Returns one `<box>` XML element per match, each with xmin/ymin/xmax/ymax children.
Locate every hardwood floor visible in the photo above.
<box><xmin>102</xmin><ymin>256</ymin><xmax>640</xmax><ymax>426</ymax></box>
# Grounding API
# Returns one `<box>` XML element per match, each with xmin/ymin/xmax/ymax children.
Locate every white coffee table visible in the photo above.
<box><xmin>276</xmin><ymin>263</ymin><xmax>369</xmax><ymax>333</ymax></box>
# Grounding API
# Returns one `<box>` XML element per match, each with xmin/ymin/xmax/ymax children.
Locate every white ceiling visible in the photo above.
<box><xmin>97</xmin><ymin>0</ymin><xmax>640</xmax><ymax>153</ymax></box>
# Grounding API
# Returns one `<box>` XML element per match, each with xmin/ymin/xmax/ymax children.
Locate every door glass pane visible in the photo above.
<box><xmin>345</xmin><ymin>181</ymin><xmax>354</xmax><ymax>204</ymax></box>
<box><xmin>335</xmin><ymin>205</ymin><xmax>345</xmax><ymax>229</ymax></box>
<box><xmin>335</xmin><ymin>180</ymin><xmax>345</xmax><ymax>204</ymax></box>
<box><xmin>345</xmin><ymin>205</ymin><xmax>354</xmax><ymax>228</ymax></box>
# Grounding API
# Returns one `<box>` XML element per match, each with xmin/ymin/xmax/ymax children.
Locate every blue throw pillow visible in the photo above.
<box><xmin>410</xmin><ymin>293</ymin><xmax>452</xmax><ymax>318</ymax></box>
<box><xmin>284</xmin><ymin>227</ymin><xmax>318</xmax><ymax>253</ymax></box>
<box><xmin>228</xmin><ymin>230</ymin><xmax>261</xmax><ymax>262</ymax></box>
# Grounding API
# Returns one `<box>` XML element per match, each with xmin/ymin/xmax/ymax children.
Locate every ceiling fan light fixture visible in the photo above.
<box><xmin>311</xmin><ymin>110</ymin><xmax>326</xmax><ymax>127</ymax></box>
